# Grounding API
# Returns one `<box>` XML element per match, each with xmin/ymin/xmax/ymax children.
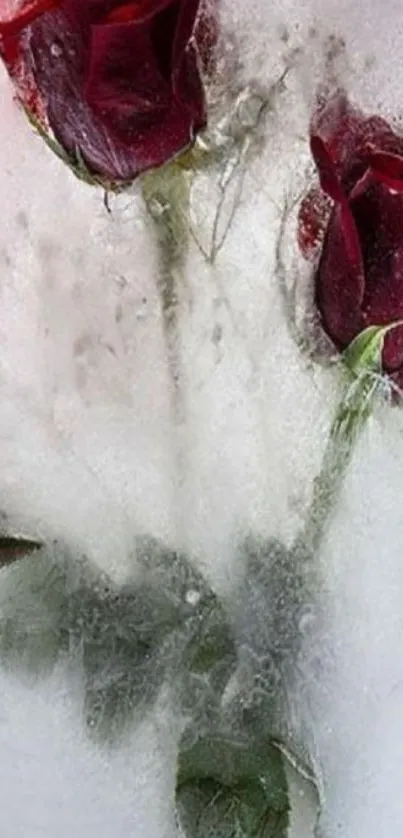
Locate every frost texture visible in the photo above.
<box><xmin>0</xmin><ymin>0</ymin><xmax>403</xmax><ymax>836</ymax></box>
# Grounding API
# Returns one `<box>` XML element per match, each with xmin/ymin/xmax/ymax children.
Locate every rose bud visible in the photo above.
<box><xmin>0</xmin><ymin>0</ymin><xmax>217</xmax><ymax>186</ymax></box>
<box><xmin>299</xmin><ymin>91</ymin><xmax>403</xmax><ymax>390</ymax></box>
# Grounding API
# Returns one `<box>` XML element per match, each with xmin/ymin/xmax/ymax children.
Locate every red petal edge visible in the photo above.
<box><xmin>310</xmin><ymin>133</ymin><xmax>365</xmax><ymax>300</ymax></box>
<box><xmin>369</xmin><ymin>150</ymin><xmax>403</xmax><ymax>193</ymax></box>
<box><xmin>0</xmin><ymin>0</ymin><xmax>60</xmax><ymax>36</ymax></box>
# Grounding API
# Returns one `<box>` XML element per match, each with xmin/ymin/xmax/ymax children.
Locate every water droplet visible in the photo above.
<box><xmin>185</xmin><ymin>589</ymin><xmax>200</xmax><ymax>606</ymax></box>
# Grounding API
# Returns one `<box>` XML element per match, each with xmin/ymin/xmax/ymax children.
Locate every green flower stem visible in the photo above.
<box><xmin>303</xmin><ymin>323</ymin><xmax>403</xmax><ymax>555</ymax></box>
<box><xmin>302</xmin><ymin>367</ymin><xmax>376</xmax><ymax>555</ymax></box>
<box><xmin>142</xmin><ymin>162</ymin><xmax>191</xmax><ymax>409</ymax></box>
<box><xmin>142</xmin><ymin>164</ymin><xmax>193</xmax><ymax>536</ymax></box>
<box><xmin>286</xmin><ymin>326</ymin><xmax>401</xmax><ymax>834</ymax></box>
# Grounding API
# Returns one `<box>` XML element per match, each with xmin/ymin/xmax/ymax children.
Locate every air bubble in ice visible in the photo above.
<box><xmin>185</xmin><ymin>589</ymin><xmax>201</xmax><ymax>606</ymax></box>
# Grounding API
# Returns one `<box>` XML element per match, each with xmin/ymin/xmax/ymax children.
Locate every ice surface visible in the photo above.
<box><xmin>300</xmin><ymin>410</ymin><xmax>403</xmax><ymax>837</ymax></box>
<box><xmin>0</xmin><ymin>669</ymin><xmax>179</xmax><ymax>838</ymax></box>
<box><xmin>0</xmin><ymin>0</ymin><xmax>403</xmax><ymax>836</ymax></box>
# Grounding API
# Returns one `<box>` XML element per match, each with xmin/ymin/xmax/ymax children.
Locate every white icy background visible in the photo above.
<box><xmin>1</xmin><ymin>0</ymin><xmax>403</xmax><ymax>835</ymax></box>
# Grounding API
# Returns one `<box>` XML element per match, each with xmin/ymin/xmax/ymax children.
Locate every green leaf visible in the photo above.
<box><xmin>176</xmin><ymin>735</ymin><xmax>289</xmax><ymax>838</ymax></box>
<box><xmin>0</xmin><ymin>535</ymin><xmax>237</xmax><ymax>744</ymax></box>
<box><xmin>76</xmin><ymin>543</ymin><xmax>224</xmax><ymax>742</ymax></box>
<box><xmin>182</xmin><ymin>595</ymin><xmax>236</xmax><ymax>685</ymax></box>
<box><xmin>343</xmin><ymin>322</ymin><xmax>403</xmax><ymax>375</ymax></box>
<box><xmin>0</xmin><ymin>550</ymin><xmax>71</xmax><ymax>675</ymax></box>
<box><xmin>0</xmin><ymin>535</ymin><xmax>42</xmax><ymax>568</ymax></box>
<box><xmin>302</xmin><ymin>322</ymin><xmax>403</xmax><ymax>553</ymax></box>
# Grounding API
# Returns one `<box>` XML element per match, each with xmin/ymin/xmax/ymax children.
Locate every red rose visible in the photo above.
<box><xmin>0</xmin><ymin>0</ymin><xmax>216</xmax><ymax>184</ymax></box>
<box><xmin>300</xmin><ymin>92</ymin><xmax>403</xmax><ymax>388</ymax></box>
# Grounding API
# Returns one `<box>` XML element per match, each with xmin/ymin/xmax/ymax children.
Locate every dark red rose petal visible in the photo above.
<box><xmin>311</xmin><ymin>91</ymin><xmax>403</xmax><ymax>195</ymax></box>
<box><xmin>170</xmin><ymin>0</ymin><xmax>206</xmax><ymax>128</ymax></box>
<box><xmin>351</xmin><ymin>182</ymin><xmax>403</xmax><ymax>371</ymax></box>
<box><xmin>102</xmin><ymin>0</ymin><xmax>177</xmax><ymax>25</ymax></box>
<box><xmin>383</xmin><ymin>321</ymin><xmax>403</xmax><ymax>375</ymax></box>
<box><xmin>310</xmin><ymin>133</ymin><xmax>366</xmax><ymax>303</ymax></box>
<box><xmin>0</xmin><ymin>0</ymin><xmax>60</xmax><ymax>34</ymax></box>
<box><xmin>307</xmin><ymin>91</ymin><xmax>403</xmax><ymax>381</ymax></box>
<box><xmin>311</xmin><ymin>93</ymin><xmax>369</xmax><ymax>192</ymax></box>
<box><xmin>316</xmin><ymin>203</ymin><xmax>365</xmax><ymax>347</ymax></box>
<box><xmin>86</xmin><ymin>21</ymin><xmax>171</xmax><ymax>127</ymax></box>
<box><xmin>150</xmin><ymin>2</ymin><xmax>180</xmax><ymax>83</ymax></box>
<box><xmin>29</xmin><ymin>9</ymin><xmax>203</xmax><ymax>180</ymax></box>
<box><xmin>0</xmin><ymin>3</ymin><xmax>49</xmax><ymax>123</ymax></box>
<box><xmin>103</xmin><ymin>2</ymin><xmax>144</xmax><ymax>23</ymax></box>
<box><xmin>369</xmin><ymin>150</ymin><xmax>403</xmax><ymax>194</ymax></box>
<box><xmin>172</xmin><ymin>0</ymin><xmax>201</xmax><ymax>80</ymax></box>
<box><xmin>0</xmin><ymin>0</ymin><xmax>215</xmax><ymax>183</ymax></box>
<box><xmin>310</xmin><ymin>134</ymin><xmax>347</xmax><ymax>203</ymax></box>
<box><xmin>0</xmin><ymin>0</ymin><xmax>59</xmax><ymax>76</ymax></box>
<box><xmin>389</xmin><ymin>365</ymin><xmax>403</xmax><ymax>395</ymax></box>
<box><xmin>62</xmin><ymin>0</ymin><xmax>179</xmax><ymax>35</ymax></box>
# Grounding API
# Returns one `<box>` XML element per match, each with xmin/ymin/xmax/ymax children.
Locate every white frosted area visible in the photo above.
<box><xmin>0</xmin><ymin>671</ymin><xmax>177</xmax><ymax>838</ymax></box>
<box><xmin>0</xmin><ymin>64</ymin><xmax>179</xmax><ymax>582</ymax></box>
<box><xmin>304</xmin><ymin>410</ymin><xmax>403</xmax><ymax>837</ymax></box>
<box><xmin>0</xmin><ymin>1</ymin><xmax>402</xmax><ymax>836</ymax></box>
